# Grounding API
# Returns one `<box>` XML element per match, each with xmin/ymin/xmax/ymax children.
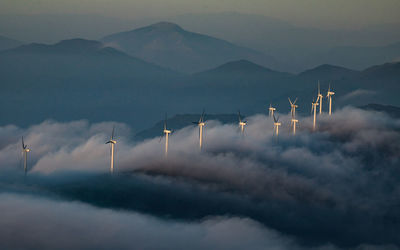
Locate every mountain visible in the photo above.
<box><xmin>184</xmin><ymin>60</ymin><xmax>299</xmax><ymax>115</ymax></box>
<box><xmin>0</xmin><ymin>35</ymin><xmax>23</xmax><ymax>51</ymax></box>
<box><xmin>317</xmin><ymin>42</ymin><xmax>400</xmax><ymax>71</ymax></box>
<box><xmin>192</xmin><ymin>60</ymin><xmax>293</xmax><ymax>88</ymax></box>
<box><xmin>101</xmin><ymin>22</ymin><xmax>282</xmax><ymax>73</ymax></box>
<box><xmin>360</xmin><ymin>62</ymin><xmax>400</xmax><ymax>80</ymax></box>
<box><xmin>164</xmin><ymin>12</ymin><xmax>400</xmax><ymax>72</ymax></box>
<box><xmin>1</xmin><ymin>37</ymin><xmax>399</xmax><ymax>130</ymax></box>
<box><xmin>0</xmin><ymin>39</ymin><xmax>181</xmax><ymax>128</ymax></box>
<box><xmin>135</xmin><ymin>114</ymin><xmax>239</xmax><ymax>140</ymax></box>
<box><xmin>298</xmin><ymin>64</ymin><xmax>359</xmax><ymax>81</ymax></box>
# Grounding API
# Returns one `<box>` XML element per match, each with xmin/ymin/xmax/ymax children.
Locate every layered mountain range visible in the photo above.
<box><xmin>0</xmin><ymin>23</ymin><xmax>399</xmax><ymax>130</ymax></box>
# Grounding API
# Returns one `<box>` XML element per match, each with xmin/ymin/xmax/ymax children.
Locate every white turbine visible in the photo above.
<box><xmin>269</xmin><ymin>104</ymin><xmax>276</xmax><ymax>117</ymax></box>
<box><xmin>193</xmin><ymin>110</ymin><xmax>206</xmax><ymax>150</ymax></box>
<box><xmin>238</xmin><ymin>110</ymin><xmax>247</xmax><ymax>135</ymax></box>
<box><xmin>105</xmin><ymin>126</ymin><xmax>116</xmax><ymax>174</ymax></box>
<box><xmin>327</xmin><ymin>84</ymin><xmax>335</xmax><ymax>116</ymax></box>
<box><xmin>317</xmin><ymin>82</ymin><xmax>323</xmax><ymax>114</ymax></box>
<box><xmin>273</xmin><ymin>114</ymin><xmax>281</xmax><ymax>136</ymax></box>
<box><xmin>311</xmin><ymin>98</ymin><xmax>319</xmax><ymax>131</ymax></box>
<box><xmin>291</xmin><ymin>118</ymin><xmax>299</xmax><ymax>135</ymax></box>
<box><xmin>161</xmin><ymin>114</ymin><xmax>172</xmax><ymax>157</ymax></box>
<box><xmin>288</xmin><ymin>97</ymin><xmax>298</xmax><ymax>118</ymax></box>
<box><xmin>21</xmin><ymin>136</ymin><xmax>30</xmax><ymax>174</ymax></box>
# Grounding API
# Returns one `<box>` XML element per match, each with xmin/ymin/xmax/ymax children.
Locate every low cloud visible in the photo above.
<box><xmin>1</xmin><ymin>107</ymin><xmax>400</xmax><ymax>248</ymax></box>
<box><xmin>0</xmin><ymin>192</ymin><xmax>302</xmax><ymax>250</ymax></box>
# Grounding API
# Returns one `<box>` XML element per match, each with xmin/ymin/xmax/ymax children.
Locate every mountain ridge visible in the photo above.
<box><xmin>101</xmin><ymin>22</ymin><xmax>282</xmax><ymax>73</ymax></box>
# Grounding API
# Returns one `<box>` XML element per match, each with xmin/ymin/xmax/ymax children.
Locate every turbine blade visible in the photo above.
<box><xmin>288</xmin><ymin>97</ymin><xmax>292</xmax><ymax>105</ymax></box>
<box><xmin>293</xmin><ymin>98</ymin><xmax>298</xmax><ymax>104</ymax></box>
<box><xmin>318</xmin><ymin>81</ymin><xmax>320</xmax><ymax>95</ymax></box>
<box><xmin>111</xmin><ymin>126</ymin><xmax>115</xmax><ymax>140</ymax></box>
<box><xmin>200</xmin><ymin>109</ymin><xmax>205</xmax><ymax>122</ymax></box>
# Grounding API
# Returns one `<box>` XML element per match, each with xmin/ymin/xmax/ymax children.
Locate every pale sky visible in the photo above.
<box><xmin>1</xmin><ymin>0</ymin><xmax>400</xmax><ymax>29</ymax></box>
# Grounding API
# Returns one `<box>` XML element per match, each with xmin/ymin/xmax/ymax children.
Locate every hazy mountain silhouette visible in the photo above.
<box><xmin>1</xmin><ymin>38</ymin><xmax>399</xmax><ymax>130</ymax></box>
<box><xmin>164</xmin><ymin>12</ymin><xmax>400</xmax><ymax>72</ymax></box>
<box><xmin>360</xmin><ymin>62</ymin><xmax>400</xmax><ymax>80</ymax></box>
<box><xmin>101</xmin><ymin>22</ymin><xmax>282</xmax><ymax>73</ymax></box>
<box><xmin>317</xmin><ymin>42</ymin><xmax>400</xmax><ymax>71</ymax></box>
<box><xmin>298</xmin><ymin>64</ymin><xmax>359</xmax><ymax>81</ymax></box>
<box><xmin>0</xmin><ymin>39</ymin><xmax>181</xmax><ymax>128</ymax></box>
<box><xmin>0</xmin><ymin>35</ymin><xmax>23</xmax><ymax>51</ymax></box>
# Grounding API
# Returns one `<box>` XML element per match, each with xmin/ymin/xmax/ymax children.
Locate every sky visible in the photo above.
<box><xmin>1</xmin><ymin>0</ymin><xmax>400</xmax><ymax>29</ymax></box>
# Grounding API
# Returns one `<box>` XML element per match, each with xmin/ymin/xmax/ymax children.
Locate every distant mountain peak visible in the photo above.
<box><xmin>298</xmin><ymin>63</ymin><xmax>359</xmax><ymax>81</ymax></box>
<box><xmin>2</xmin><ymin>38</ymin><xmax>119</xmax><ymax>56</ymax></box>
<box><xmin>212</xmin><ymin>59</ymin><xmax>272</xmax><ymax>72</ymax></box>
<box><xmin>148</xmin><ymin>22</ymin><xmax>184</xmax><ymax>32</ymax></box>
<box><xmin>311</xmin><ymin>64</ymin><xmax>351</xmax><ymax>71</ymax></box>
<box><xmin>101</xmin><ymin>23</ymin><xmax>280</xmax><ymax>73</ymax></box>
<box><xmin>55</xmin><ymin>39</ymin><xmax>102</xmax><ymax>48</ymax></box>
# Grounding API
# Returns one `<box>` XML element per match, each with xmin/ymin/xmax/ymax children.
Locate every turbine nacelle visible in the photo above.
<box><xmin>163</xmin><ymin>129</ymin><xmax>171</xmax><ymax>134</ymax></box>
<box><xmin>289</xmin><ymin>97</ymin><xmax>298</xmax><ymax>118</ymax></box>
<box><xmin>268</xmin><ymin>105</ymin><xmax>276</xmax><ymax>116</ymax></box>
<box><xmin>106</xmin><ymin>140</ymin><xmax>116</xmax><ymax>144</ymax></box>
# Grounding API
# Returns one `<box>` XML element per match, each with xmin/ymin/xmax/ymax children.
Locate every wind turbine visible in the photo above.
<box><xmin>238</xmin><ymin>110</ymin><xmax>247</xmax><ymax>135</ymax></box>
<box><xmin>288</xmin><ymin>98</ymin><xmax>298</xmax><ymax>118</ymax></box>
<box><xmin>105</xmin><ymin>126</ymin><xmax>116</xmax><ymax>173</ymax></box>
<box><xmin>193</xmin><ymin>110</ymin><xmax>206</xmax><ymax>150</ymax></box>
<box><xmin>273</xmin><ymin>114</ymin><xmax>281</xmax><ymax>136</ymax></box>
<box><xmin>317</xmin><ymin>82</ymin><xmax>323</xmax><ymax>114</ymax></box>
<box><xmin>311</xmin><ymin>98</ymin><xmax>319</xmax><ymax>131</ymax></box>
<box><xmin>21</xmin><ymin>136</ymin><xmax>30</xmax><ymax>174</ymax></box>
<box><xmin>269</xmin><ymin>104</ymin><xmax>276</xmax><ymax>118</ymax></box>
<box><xmin>326</xmin><ymin>84</ymin><xmax>335</xmax><ymax>116</ymax></box>
<box><xmin>161</xmin><ymin>114</ymin><xmax>172</xmax><ymax>157</ymax></box>
<box><xmin>291</xmin><ymin>119</ymin><xmax>299</xmax><ymax>135</ymax></box>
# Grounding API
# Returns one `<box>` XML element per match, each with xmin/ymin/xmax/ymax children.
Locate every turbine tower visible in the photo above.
<box><xmin>162</xmin><ymin>114</ymin><xmax>172</xmax><ymax>157</ymax></box>
<box><xmin>193</xmin><ymin>110</ymin><xmax>206</xmax><ymax>150</ymax></box>
<box><xmin>238</xmin><ymin>111</ymin><xmax>247</xmax><ymax>135</ymax></box>
<box><xmin>311</xmin><ymin>98</ymin><xmax>319</xmax><ymax>131</ymax></box>
<box><xmin>317</xmin><ymin>82</ymin><xmax>323</xmax><ymax>114</ymax></box>
<box><xmin>105</xmin><ymin>126</ymin><xmax>116</xmax><ymax>173</ymax></box>
<box><xmin>273</xmin><ymin>114</ymin><xmax>281</xmax><ymax>136</ymax></box>
<box><xmin>291</xmin><ymin>119</ymin><xmax>299</xmax><ymax>135</ymax></box>
<box><xmin>269</xmin><ymin>104</ymin><xmax>276</xmax><ymax>117</ymax></box>
<box><xmin>326</xmin><ymin>84</ymin><xmax>335</xmax><ymax>116</ymax></box>
<box><xmin>288</xmin><ymin>98</ymin><xmax>298</xmax><ymax>118</ymax></box>
<box><xmin>21</xmin><ymin>136</ymin><xmax>30</xmax><ymax>174</ymax></box>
